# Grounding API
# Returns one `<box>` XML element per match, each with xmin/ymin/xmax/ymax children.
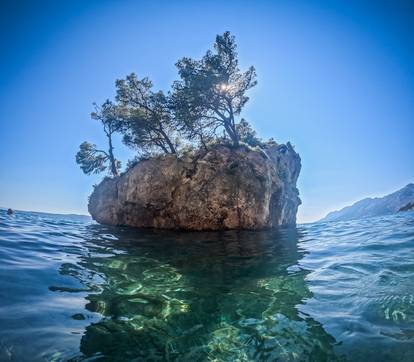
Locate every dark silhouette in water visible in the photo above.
<box><xmin>400</xmin><ymin>202</ymin><xmax>414</xmax><ymax>212</ymax></box>
<box><xmin>53</xmin><ymin>226</ymin><xmax>340</xmax><ymax>361</ymax></box>
<box><xmin>7</xmin><ymin>208</ymin><xmax>13</xmax><ymax>215</ymax></box>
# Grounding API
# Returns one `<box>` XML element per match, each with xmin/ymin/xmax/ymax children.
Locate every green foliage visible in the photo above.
<box><xmin>236</xmin><ymin>119</ymin><xmax>263</xmax><ymax>147</ymax></box>
<box><xmin>123</xmin><ymin>154</ymin><xmax>152</xmax><ymax>173</ymax></box>
<box><xmin>172</xmin><ymin>31</ymin><xmax>257</xmax><ymax>147</ymax></box>
<box><xmin>76</xmin><ymin>141</ymin><xmax>120</xmax><ymax>175</ymax></box>
<box><xmin>115</xmin><ymin>74</ymin><xmax>180</xmax><ymax>155</ymax></box>
<box><xmin>76</xmin><ymin>100</ymin><xmax>123</xmax><ymax>177</ymax></box>
<box><xmin>91</xmin><ymin>100</ymin><xmax>124</xmax><ymax>137</ymax></box>
<box><xmin>77</xmin><ymin>32</ymin><xmax>268</xmax><ymax>178</ymax></box>
<box><xmin>267</xmin><ymin>137</ymin><xmax>278</xmax><ymax>147</ymax></box>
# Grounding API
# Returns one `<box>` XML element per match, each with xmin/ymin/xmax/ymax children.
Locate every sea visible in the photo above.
<box><xmin>0</xmin><ymin>208</ymin><xmax>413</xmax><ymax>361</ymax></box>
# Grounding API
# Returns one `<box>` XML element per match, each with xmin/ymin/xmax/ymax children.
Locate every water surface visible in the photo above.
<box><xmin>0</xmin><ymin>209</ymin><xmax>413</xmax><ymax>361</ymax></box>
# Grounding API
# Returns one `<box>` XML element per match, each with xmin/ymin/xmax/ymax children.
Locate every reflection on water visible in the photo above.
<box><xmin>0</xmin><ymin>210</ymin><xmax>414</xmax><ymax>361</ymax></box>
<box><xmin>65</xmin><ymin>227</ymin><xmax>338</xmax><ymax>361</ymax></box>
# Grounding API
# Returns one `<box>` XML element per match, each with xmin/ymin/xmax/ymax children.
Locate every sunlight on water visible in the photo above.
<box><xmin>0</xmin><ymin>210</ymin><xmax>413</xmax><ymax>361</ymax></box>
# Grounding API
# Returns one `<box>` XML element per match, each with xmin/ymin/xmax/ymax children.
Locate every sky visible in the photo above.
<box><xmin>0</xmin><ymin>0</ymin><xmax>413</xmax><ymax>223</ymax></box>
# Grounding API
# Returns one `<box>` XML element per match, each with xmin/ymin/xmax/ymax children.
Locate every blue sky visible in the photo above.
<box><xmin>0</xmin><ymin>0</ymin><xmax>413</xmax><ymax>223</ymax></box>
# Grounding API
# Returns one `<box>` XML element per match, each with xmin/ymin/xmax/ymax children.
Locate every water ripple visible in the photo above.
<box><xmin>0</xmin><ymin>209</ymin><xmax>413</xmax><ymax>361</ymax></box>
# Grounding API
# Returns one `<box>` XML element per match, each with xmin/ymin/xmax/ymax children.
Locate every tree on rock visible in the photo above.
<box><xmin>76</xmin><ymin>100</ymin><xmax>123</xmax><ymax>176</ymax></box>
<box><xmin>172</xmin><ymin>31</ymin><xmax>257</xmax><ymax>147</ymax></box>
<box><xmin>77</xmin><ymin>32</ymin><xmax>265</xmax><ymax>177</ymax></box>
<box><xmin>236</xmin><ymin>119</ymin><xmax>263</xmax><ymax>147</ymax></box>
<box><xmin>115</xmin><ymin>74</ymin><xmax>180</xmax><ymax>155</ymax></box>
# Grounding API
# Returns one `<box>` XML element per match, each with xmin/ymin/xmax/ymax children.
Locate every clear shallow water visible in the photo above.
<box><xmin>0</xmin><ymin>210</ymin><xmax>413</xmax><ymax>361</ymax></box>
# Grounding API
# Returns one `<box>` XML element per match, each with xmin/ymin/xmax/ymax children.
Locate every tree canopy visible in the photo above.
<box><xmin>115</xmin><ymin>74</ymin><xmax>179</xmax><ymax>155</ymax></box>
<box><xmin>77</xmin><ymin>31</ymin><xmax>267</xmax><ymax>177</ymax></box>
<box><xmin>173</xmin><ymin>31</ymin><xmax>257</xmax><ymax>147</ymax></box>
<box><xmin>76</xmin><ymin>100</ymin><xmax>122</xmax><ymax>176</ymax></box>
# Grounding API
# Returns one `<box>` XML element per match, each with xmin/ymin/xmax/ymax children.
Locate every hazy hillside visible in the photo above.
<box><xmin>320</xmin><ymin>183</ymin><xmax>414</xmax><ymax>222</ymax></box>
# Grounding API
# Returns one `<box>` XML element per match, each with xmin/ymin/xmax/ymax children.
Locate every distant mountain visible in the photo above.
<box><xmin>320</xmin><ymin>183</ymin><xmax>414</xmax><ymax>222</ymax></box>
<box><xmin>0</xmin><ymin>208</ymin><xmax>91</xmax><ymax>221</ymax></box>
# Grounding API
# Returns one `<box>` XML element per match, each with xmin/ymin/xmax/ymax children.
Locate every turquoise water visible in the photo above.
<box><xmin>0</xmin><ymin>210</ymin><xmax>414</xmax><ymax>361</ymax></box>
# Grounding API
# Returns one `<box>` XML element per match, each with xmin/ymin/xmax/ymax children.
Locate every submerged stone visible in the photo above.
<box><xmin>71</xmin><ymin>313</ymin><xmax>86</xmax><ymax>320</ymax></box>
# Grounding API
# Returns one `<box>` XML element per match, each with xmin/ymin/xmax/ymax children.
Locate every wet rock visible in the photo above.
<box><xmin>71</xmin><ymin>313</ymin><xmax>86</xmax><ymax>320</ymax></box>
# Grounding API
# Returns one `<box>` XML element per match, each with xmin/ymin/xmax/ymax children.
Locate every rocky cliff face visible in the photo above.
<box><xmin>88</xmin><ymin>143</ymin><xmax>301</xmax><ymax>230</ymax></box>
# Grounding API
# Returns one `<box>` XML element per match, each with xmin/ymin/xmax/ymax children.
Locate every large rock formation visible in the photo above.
<box><xmin>89</xmin><ymin>143</ymin><xmax>301</xmax><ymax>230</ymax></box>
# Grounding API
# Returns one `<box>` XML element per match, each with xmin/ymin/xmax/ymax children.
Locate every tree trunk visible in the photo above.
<box><xmin>224</xmin><ymin>121</ymin><xmax>239</xmax><ymax>146</ymax></box>
<box><xmin>227</xmin><ymin>102</ymin><xmax>239</xmax><ymax>146</ymax></box>
<box><xmin>231</xmin><ymin>124</ymin><xmax>239</xmax><ymax>146</ymax></box>
<box><xmin>108</xmin><ymin>135</ymin><xmax>118</xmax><ymax>177</ymax></box>
<box><xmin>159</xmin><ymin>129</ymin><xmax>176</xmax><ymax>154</ymax></box>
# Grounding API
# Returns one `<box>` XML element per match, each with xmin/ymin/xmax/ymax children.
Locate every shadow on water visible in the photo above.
<box><xmin>54</xmin><ymin>225</ymin><xmax>341</xmax><ymax>361</ymax></box>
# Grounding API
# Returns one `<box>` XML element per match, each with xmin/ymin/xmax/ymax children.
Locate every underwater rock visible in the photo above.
<box><xmin>71</xmin><ymin>313</ymin><xmax>86</xmax><ymax>320</ymax></box>
<box><xmin>88</xmin><ymin>143</ymin><xmax>301</xmax><ymax>230</ymax></box>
